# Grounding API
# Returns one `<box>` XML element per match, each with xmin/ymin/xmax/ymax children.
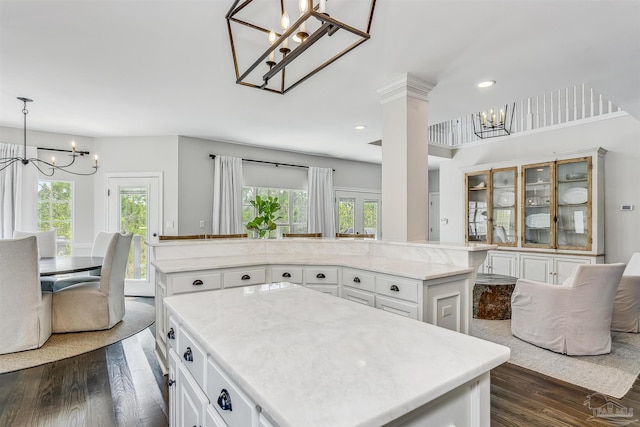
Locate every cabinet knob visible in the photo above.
<box><xmin>241</xmin><ymin>274</ymin><xmax>251</xmax><ymax>280</ymax></box>
<box><xmin>316</xmin><ymin>273</ymin><xmax>326</xmax><ymax>279</ymax></box>
<box><xmin>390</xmin><ymin>284</ymin><xmax>400</xmax><ymax>292</ymax></box>
<box><xmin>183</xmin><ymin>347</ymin><xmax>193</xmax><ymax>362</ymax></box>
<box><xmin>168</xmin><ymin>378</ymin><xmax>175</xmax><ymax>387</ymax></box>
<box><xmin>282</xmin><ymin>272</ymin><xmax>291</xmax><ymax>278</ymax></box>
<box><xmin>353</xmin><ymin>277</ymin><xmax>361</xmax><ymax>283</ymax></box>
<box><xmin>192</xmin><ymin>279</ymin><xmax>203</xmax><ymax>286</ymax></box>
<box><xmin>167</xmin><ymin>328</ymin><xmax>175</xmax><ymax>340</ymax></box>
<box><xmin>217</xmin><ymin>388</ymin><xmax>233</xmax><ymax>411</ymax></box>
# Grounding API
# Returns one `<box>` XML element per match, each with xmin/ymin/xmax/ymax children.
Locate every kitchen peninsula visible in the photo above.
<box><xmin>150</xmin><ymin>238</ymin><xmax>496</xmax><ymax>374</ymax></box>
<box><xmin>165</xmin><ymin>283</ymin><xmax>510</xmax><ymax>426</ymax></box>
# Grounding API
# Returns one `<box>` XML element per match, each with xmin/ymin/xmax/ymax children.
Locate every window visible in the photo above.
<box><xmin>242</xmin><ymin>187</ymin><xmax>308</xmax><ymax>237</ymax></box>
<box><xmin>38</xmin><ymin>180</ymin><xmax>73</xmax><ymax>255</ymax></box>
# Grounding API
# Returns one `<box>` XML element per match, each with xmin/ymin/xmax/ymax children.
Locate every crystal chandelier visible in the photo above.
<box><xmin>0</xmin><ymin>97</ymin><xmax>98</xmax><ymax>176</ymax></box>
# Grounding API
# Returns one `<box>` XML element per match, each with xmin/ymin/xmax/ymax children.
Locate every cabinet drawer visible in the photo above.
<box><xmin>342</xmin><ymin>287</ymin><xmax>375</xmax><ymax>307</ymax></box>
<box><xmin>306</xmin><ymin>284</ymin><xmax>339</xmax><ymax>297</ymax></box>
<box><xmin>271</xmin><ymin>266</ymin><xmax>303</xmax><ymax>284</ymax></box>
<box><xmin>167</xmin><ymin>315</ymin><xmax>179</xmax><ymax>351</ymax></box>
<box><xmin>223</xmin><ymin>268</ymin><xmax>266</xmax><ymax>288</ymax></box>
<box><xmin>342</xmin><ymin>269</ymin><xmax>375</xmax><ymax>292</ymax></box>
<box><xmin>179</xmin><ymin>328</ymin><xmax>206</xmax><ymax>391</ymax></box>
<box><xmin>375</xmin><ymin>295</ymin><xmax>419</xmax><ymax>319</ymax></box>
<box><xmin>376</xmin><ymin>276</ymin><xmax>419</xmax><ymax>303</ymax></box>
<box><xmin>207</xmin><ymin>357</ymin><xmax>256</xmax><ymax>427</ymax></box>
<box><xmin>304</xmin><ymin>267</ymin><xmax>338</xmax><ymax>284</ymax></box>
<box><xmin>172</xmin><ymin>271</ymin><xmax>221</xmax><ymax>295</ymax></box>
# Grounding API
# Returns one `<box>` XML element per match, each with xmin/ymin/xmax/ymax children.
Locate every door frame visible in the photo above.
<box><xmin>334</xmin><ymin>187</ymin><xmax>382</xmax><ymax>239</ymax></box>
<box><xmin>105</xmin><ymin>172</ymin><xmax>163</xmax><ymax>297</ymax></box>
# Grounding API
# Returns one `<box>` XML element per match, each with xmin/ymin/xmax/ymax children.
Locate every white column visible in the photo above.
<box><xmin>377</xmin><ymin>73</ymin><xmax>434</xmax><ymax>242</ymax></box>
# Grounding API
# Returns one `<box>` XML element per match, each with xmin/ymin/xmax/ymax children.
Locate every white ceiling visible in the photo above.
<box><xmin>1</xmin><ymin>0</ymin><xmax>639</xmax><ymax>165</ymax></box>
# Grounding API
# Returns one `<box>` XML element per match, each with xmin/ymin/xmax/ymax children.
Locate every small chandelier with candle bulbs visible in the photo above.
<box><xmin>226</xmin><ymin>0</ymin><xmax>376</xmax><ymax>94</ymax></box>
<box><xmin>0</xmin><ymin>97</ymin><xmax>98</xmax><ymax>176</ymax></box>
<box><xmin>472</xmin><ymin>103</ymin><xmax>516</xmax><ymax>139</ymax></box>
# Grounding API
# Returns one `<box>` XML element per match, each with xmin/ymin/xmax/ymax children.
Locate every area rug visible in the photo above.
<box><xmin>0</xmin><ymin>298</ymin><xmax>155</xmax><ymax>374</ymax></box>
<box><xmin>471</xmin><ymin>318</ymin><xmax>640</xmax><ymax>399</ymax></box>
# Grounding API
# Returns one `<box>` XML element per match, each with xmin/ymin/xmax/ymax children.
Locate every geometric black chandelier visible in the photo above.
<box><xmin>0</xmin><ymin>97</ymin><xmax>98</xmax><ymax>176</ymax></box>
<box><xmin>472</xmin><ymin>103</ymin><xmax>516</xmax><ymax>139</ymax></box>
<box><xmin>226</xmin><ymin>0</ymin><xmax>376</xmax><ymax>94</ymax></box>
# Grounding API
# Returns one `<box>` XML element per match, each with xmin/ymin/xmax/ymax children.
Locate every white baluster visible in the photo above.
<box><xmin>557</xmin><ymin>89</ymin><xmax>562</xmax><ymax>124</ymax></box>
<box><xmin>590</xmin><ymin>88</ymin><xmax>594</xmax><ymax>117</ymax></box>
<box><xmin>599</xmin><ymin>94</ymin><xmax>603</xmax><ymax>116</ymax></box>
<box><xmin>536</xmin><ymin>96</ymin><xmax>540</xmax><ymax>129</ymax></box>
<box><xmin>608</xmin><ymin>100</ymin><xmax>613</xmax><ymax>114</ymax></box>
<box><xmin>565</xmin><ymin>87</ymin><xmax>570</xmax><ymax>122</ymax></box>
<box><xmin>573</xmin><ymin>85</ymin><xmax>577</xmax><ymax>121</ymax></box>
<box><xmin>543</xmin><ymin>93</ymin><xmax>547</xmax><ymax>127</ymax></box>
<box><xmin>549</xmin><ymin>92</ymin><xmax>553</xmax><ymax>126</ymax></box>
<box><xmin>581</xmin><ymin>83</ymin><xmax>585</xmax><ymax>119</ymax></box>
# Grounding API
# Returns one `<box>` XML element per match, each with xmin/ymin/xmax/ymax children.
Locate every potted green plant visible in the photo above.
<box><xmin>246</xmin><ymin>195</ymin><xmax>282</xmax><ymax>238</ymax></box>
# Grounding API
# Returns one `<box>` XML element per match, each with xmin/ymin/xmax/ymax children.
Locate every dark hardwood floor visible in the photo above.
<box><xmin>1</xmin><ymin>308</ymin><xmax>638</xmax><ymax>426</ymax></box>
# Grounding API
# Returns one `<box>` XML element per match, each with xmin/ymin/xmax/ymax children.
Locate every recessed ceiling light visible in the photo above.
<box><xmin>477</xmin><ymin>80</ymin><xmax>496</xmax><ymax>88</ymax></box>
<box><xmin>354</xmin><ymin>125</ymin><xmax>366</xmax><ymax>130</ymax></box>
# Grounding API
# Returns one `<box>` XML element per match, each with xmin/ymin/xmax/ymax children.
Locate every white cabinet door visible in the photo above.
<box><xmin>168</xmin><ymin>350</ymin><xmax>180</xmax><ymax>427</ymax></box>
<box><xmin>486</xmin><ymin>251</ymin><xmax>518</xmax><ymax>276</ymax></box>
<box><xmin>375</xmin><ymin>295</ymin><xmax>418</xmax><ymax>319</ymax></box>
<box><xmin>520</xmin><ymin>254</ymin><xmax>553</xmax><ymax>283</ymax></box>
<box><xmin>178</xmin><ymin>364</ymin><xmax>207</xmax><ymax>427</ymax></box>
<box><xmin>206</xmin><ymin>405</ymin><xmax>228</xmax><ymax>427</ymax></box>
<box><xmin>342</xmin><ymin>287</ymin><xmax>375</xmax><ymax>307</ymax></box>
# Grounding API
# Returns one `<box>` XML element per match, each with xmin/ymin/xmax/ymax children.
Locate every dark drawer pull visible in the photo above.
<box><xmin>168</xmin><ymin>378</ymin><xmax>175</xmax><ymax>387</ymax></box>
<box><xmin>316</xmin><ymin>273</ymin><xmax>326</xmax><ymax>279</ymax></box>
<box><xmin>192</xmin><ymin>279</ymin><xmax>203</xmax><ymax>286</ymax></box>
<box><xmin>353</xmin><ymin>277</ymin><xmax>361</xmax><ymax>283</ymax></box>
<box><xmin>390</xmin><ymin>284</ymin><xmax>400</xmax><ymax>292</ymax></box>
<box><xmin>167</xmin><ymin>328</ymin><xmax>175</xmax><ymax>340</ymax></box>
<box><xmin>241</xmin><ymin>274</ymin><xmax>251</xmax><ymax>280</ymax></box>
<box><xmin>183</xmin><ymin>347</ymin><xmax>193</xmax><ymax>362</ymax></box>
<box><xmin>282</xmin><ymin>272</ymin><xmax>291</xmax><ymax>278</ymax></box>
<box><xmin>217</xmin><ymin>388</ymin><xmax>233</xmax><ymax>411</ymax></box>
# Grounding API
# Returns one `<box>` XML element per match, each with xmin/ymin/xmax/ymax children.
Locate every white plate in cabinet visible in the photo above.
<box><xmin>172</xmin><ymin>271</ymin><xmax>222</xmax><ymax>295</ymax></box>
<box><xmin>179</xmin><ymin>328</ymin><xmax>207</xmax><ymax>391</ymax></box>
<box><xmin>375</xmin><ymin>295</ymin><xmax>419</xmax><ymax>319</ymax></box>
<box><xmin>206</xmin><ymin>357</ymin><xmax>258</xmax><ymax>427</ymax></box>
<box><xmin>178</xmin><ymin>364</ymin><xmax>207</xmax><ymax>427</ymax></box>
<box><xmin>304</xmin><ymin>267</ymin><xmax>338</xmax><ymax>284</ymax></box>
<box><xmin>223</xmin><ymin>268</ymin><xmax>267</xmax><ymax>288</ymax></box>
<box><xmin>342</xmin><ymin>269</ymin><xmax>375</xmax><ymax>292</ymax></box>
<box><xmin>376</xmin><ymin>276</ymin><xmax>419</xmax><ymax>303</ymax></box>
<box><xmin>342</xmin><ymin>287</ymin><xmax>375</xmax><ymax>307</ymax></box>
<box><xmin>271</xmin><ymin>266</ymin><xmax>303</xmax><ymax>284</ymax></box>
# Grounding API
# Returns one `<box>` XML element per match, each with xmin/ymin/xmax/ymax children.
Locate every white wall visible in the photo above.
<box><xmin>0</xmin><ymin>126</ymin><xmax>96</xmax><ymax>252</ymax></box>
<box><xmin>439</xmin><ymin>114</ymin><xmax>640</xmax><ymax>263</ymax></box>
<box><xmin>177</xmin><ymin>136</ymin><xmax>382</xmax><ymax>234</ymax></box>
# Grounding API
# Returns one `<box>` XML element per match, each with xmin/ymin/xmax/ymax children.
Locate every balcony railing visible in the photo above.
<box><xmin>428</xmin><ymin>84</ymin><xmax>624</xmax><ymax>147</ymax></box>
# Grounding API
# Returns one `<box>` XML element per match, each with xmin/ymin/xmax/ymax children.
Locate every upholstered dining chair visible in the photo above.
<box><xmin>13</xmin><ymin>229</ymin><xmax>57</xmax><ymax>257</ymax></box>
<box><xmin>51</xmin><ymin>231</ymin><xmax>117</xmax><ymax>291</ymax></box>
<box><xmin>51</xmin><ymin>232</ymin><xmax>133</xmax><ymax>333</ymax></box>
<box><xmin>511</xmin><ymin>263</ymin><xmax>625</xmax><ymax>355</ymax></box>
<box><xmin>611</xmin><ymin>253</ymin><xmax>640</xmax><ymax>333</ymax></box>
<box><xmin>0</xmin><ymin>236</ymin><xmax>52</xmax><ymax>354</ymax></box>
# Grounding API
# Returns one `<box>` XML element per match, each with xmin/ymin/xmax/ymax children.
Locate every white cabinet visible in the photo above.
<box><xmin>484</xmin><ymin>251</ymin><xmax>518</xmax><ymax>276</ymax></box>
<box><xmin>303</xmin><ymin>266</ymin><xmax>339</xmax><ymax>296</ymax></box>
<box><xmin>343</xmin><ymin>287</ymin><xmax>375</xmax><ymax>307</ymax></box>
<box><xmin>177</xmin><ymin>364</ymin><xmax>207</xmax><ymax>427</ymax></box>
<box><xmin>520</xmin><ymin>253</ymin><xmax>602</xmax><ymax>284</ymax></box>
<box><xmin>375</xmin><ymin>295</ymin><xmax>418</xmax><ymax>319</ymax></box>
<box><xmin>341</xmin><ymin>268</ymin><xmax>375</xmax><ymax>307</ymax></box>
<box><xmin>270</xmin><ymin>266</ymin><xmax>303</xmax><ymax>284</ymax></box>
<box><xmin>223</xmin><ymin>266</ymin><xmax>267</xmax><ymax>288</ymax></box>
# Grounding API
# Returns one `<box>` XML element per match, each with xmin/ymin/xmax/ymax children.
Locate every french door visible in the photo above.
<box><xmin>335</xmin><ymin>189</ymin><xmax>381</xmax><ymax>238</ymax></box>
<box><xmin>106</xmin><ymin>173</ymin><xmax>162</xmax><ymax>297</ymax></box>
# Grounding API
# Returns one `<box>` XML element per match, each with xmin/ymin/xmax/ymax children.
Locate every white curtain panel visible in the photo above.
<box><xmin>212</xmin><ymin>155</ymin><xmax>243</xmax><ymax>234</ymax></box>
<box><xmin>0</xmin><ymin>143</ymin><xmax>38</xmax><ymax>238</ymax></box>
<box><xmin>308</xmin><ymin>167</ymin><xmax>336</xmax><ymax>237</ymax></box>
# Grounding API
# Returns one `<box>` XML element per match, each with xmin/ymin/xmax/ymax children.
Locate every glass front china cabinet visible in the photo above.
<box><xmin>465</xmin><ymin>167</ymin><xmax>518</xmax><ymax>246</ymax></box>
<box><xmin>522</xmin><ymin>157</ymin><xmax>591</xmax><ymax>250</ymax></box>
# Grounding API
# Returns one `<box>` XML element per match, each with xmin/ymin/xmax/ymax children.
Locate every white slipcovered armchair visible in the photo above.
<box><xmin>52</xmin><ymin>232</ymin><xmax>133</xmax><ymax>333</ymax></box>
<box><xmin>611</xmin><ymin>253</ymin><xmax>640</xmax><ymax>332</ymax></box>
<box><xmin>0</xmin><ymin>237</ymin><xmax>52</xmax><ymax>354</ymax></box>
<box><xmin>511</xmin><ymin>263</ymin><xmax>625</xmax><ymax>356</ymax></box>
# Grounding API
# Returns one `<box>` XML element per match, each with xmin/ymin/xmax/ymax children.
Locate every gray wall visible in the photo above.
<box><xmin>177</xmin><ymin>136</ymin><xmax>382</xmax><ymax>234</ymax></box>
<box><xmin>439</xmin><ymin>114</ymin><xmax>640</xmax><ymax>263</ymax></box>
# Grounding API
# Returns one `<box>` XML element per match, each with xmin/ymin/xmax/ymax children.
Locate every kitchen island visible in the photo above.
<box><xmin>165</xmin><ymin>283</ymin><xmax>510</xmax><ymax>426</ymax></box>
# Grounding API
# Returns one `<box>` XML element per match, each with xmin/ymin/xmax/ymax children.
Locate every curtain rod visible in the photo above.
<box><xmin>38</xmin><ymin>147</ymin><xmax>91</xmax><ymax>156</ymax></box>
<box><xmin>209</xmin><ymin>155</ymin><xmax>335</xmax><ymax>171</ymax></box>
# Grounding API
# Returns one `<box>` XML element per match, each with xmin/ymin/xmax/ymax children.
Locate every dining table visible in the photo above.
<box><xmin>39</xmin><ymin>256</ymin><xmax>104</xmax><ymax>277</ymax></box>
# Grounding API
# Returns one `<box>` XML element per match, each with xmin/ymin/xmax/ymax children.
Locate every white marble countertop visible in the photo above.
<box><xmin>164</xmin><ymin>284</ymin><xmax>510</xmax><ymax>427</ymax></box>
<box><xmin>153</xmin><ymin>254</ymin><xmax>474</xmax><ymax>280</ymax></box>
